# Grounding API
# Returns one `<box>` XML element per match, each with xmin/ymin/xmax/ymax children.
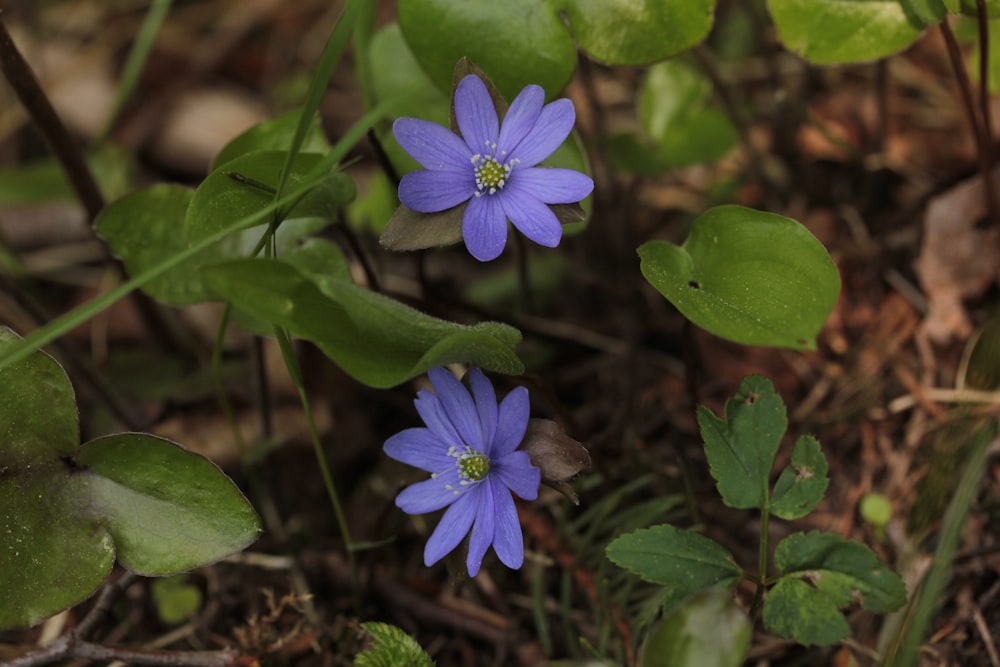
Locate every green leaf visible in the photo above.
<box><xmin>151</xmin><ymin>575</ymin><xmax>203</xmax><ymax>625</ymax></box>
<box><xmin>900</xmin><ymin>0</ymin><xmax>948</xmax><ymax>24</ymax></box>
<box><xmin>763</xmin><ymin>578</ymin><xmax>851</xmax><ymax>646</ymax></box>
<box><xmin>0</xmin><ymin>145</ymin><xmax>134</xmax><ymax>205</ymax></box>
<box><xmin>71</xmin><ymin>433</ymin><xmax>261</xmax><ymax>575</ymax></box>
<box><xmin>606</xmin><ymin>525</ymin><xmax>742</xmax><ymax>613</ymax></box>
<box><xmin>947</xmin><ymin>0</ymin><xmax>1000</xmax><ymax>14</ymax></box>
<box><xmin>202</xmin><ymin>255</ymin><xmax>524</xmax><ymax>388</ymax></box>
<box><xmin>638</xmin><ymin>205</ymin><xmax>840</xmax><ymax>350</ymax></box>
<box><xmin>697</xmin><ymin>375</ymin><xmax>787</xmax><ymax>510</ymax></box>
<box><xmin>763</xmin><ymin>531</ymin><xmax>907</xmax><ymax>645</ymax></box>
<box><xmin>771</xmin><ymin>435</ymin><xmax>829</xmax><ymax>520</ymax></box>
<box><xmin>0</xmin><ymin>329</ymin><xmax>260</xmax><ymax>629</ymax></box>
<box><xmin>556</xmin><ymin>0</ymin><xmax>715</xmax><ymax>65</ymax></box>
<box><xmin>397</xmin><ymin>0</ymin><xmax>577</xmax><ymax>100</ymax></box>
<box><xmin>356</xmin><ymin>622</ymin><xmax>435</xmax><ymax>667</ymax></box>
<box><xmin>768</xmin><ymin>0</ymin><xmax>925</xmax><ymax>64</ymax></box>
<box><xmin>398</xmin><ymin>0</ymin><xmax>714</xmax><ymax>101</ymax></box>
<box><xmin>211</xmin><ymin>110</ymin><xmax>331</xmax><ymax>172</ymax></box>
<box><xmin>640</xmin><ymin>589</ymin><xmax>751</xmax><ymax>667</ymax></box>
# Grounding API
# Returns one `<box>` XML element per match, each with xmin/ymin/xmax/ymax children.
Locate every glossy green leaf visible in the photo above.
<box><xmin>202</xmin><ymin>255</ymin><xmax>524</xmax><ymax>388</ymax></box>
<box><xmin>70</xmin><ymin>434</ymin><xmax>260</xmax><ymax>575</ymax></box>
<box><xmin>640</xmin><ymin>589</ymin><xmax>751</xmax><ymax>667</ymax></box>
<box><xmin>398</xmin><ymin>0</ymin><xmax>714</xmax><ymax>101</ymax></box>
<box><xmin>211</xmin><ymin>110</ymin><xmax>330</xmax><ymax>172</ymax></box>
<box><xmin>0</xmin><ymin>329</ymin><xmax>260</xmax><ymax>629</ymax></box>
<box><xmin>397</xmin><ymin>0</ymin><xmax>577</xmax><ymax>100</ymax></box>
<box><xmin>557</xmin><ymin>0</ymin><xmax>715</xmax><ymax>65</ymax></box>
<box><xmin>606</xmin><ymin>525</ymin><xmax>742</xmax><ymax>613</ymax></box>
<box><xmin>763</xmin><ymin>531</ymin><xmax>907</xmax><ymax>645</ymax></box>
<box><xmin>697</xmin><ymin>375</ymin><xmax>787</xmax><ymax>510</ymax></box>
<box><xmin>771</xmin><ymin>435</ymin><xmax>829</xmax><ymax>520</ymax></box>
<box><xmin>768</xmin><ymin>0</ymin><xmax>925</xmax><ymax>64</ymax></box>
<box><xmin>639</xmin><ymin>205</ymin><xmax>840</xmax><ymax>350</ymax></box>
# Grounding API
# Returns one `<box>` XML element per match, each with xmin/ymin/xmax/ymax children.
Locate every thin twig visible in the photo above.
<box><xmin>977</xmin><ymin>0</ymin><xmax>994</xmax><ymax>165</ymax></box>
<box><xmin>940</xmin><ymin>19</ymin><xmax>999</xmax><ymax>224</ymax></box>
<box><xmin>0</xmin><ymin>14</ymin><xmax>104</xmax><ymax>222</ymax></box>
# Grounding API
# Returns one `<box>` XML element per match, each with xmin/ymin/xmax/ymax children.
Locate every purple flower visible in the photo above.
<box><xmin>384</xmin><ymin>367</ymin><xmax>541</xmax><ymax>576</ymax></box>
<box><xmin>393</xmin><ymin>75</ymin><xmax>594</xmax><ymax>261</ymax></box>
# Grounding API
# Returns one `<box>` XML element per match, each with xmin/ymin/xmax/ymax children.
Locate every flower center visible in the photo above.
<box><xmin>444</xmin><ymin>445</ymin><xmax>490</xmax><ymax>490</ymax></box>
<box><xmin>471</xmin><ymin>141</ymin><xmax>519</xmax><ymax>196</ymax></box>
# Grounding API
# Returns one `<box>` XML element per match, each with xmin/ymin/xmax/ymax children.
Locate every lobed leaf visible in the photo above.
<box><xmin>639</xmin><ymin>205</ymin><xmax>840</xmax><ymax>350</ymax></box>
<box><xmin>763</xmin><ymin>531</ymin><xmax>907</xmax><ymax>645</ymax></box>
<box><xmin>0</xmin><ymin>330</ymin><xmax>260</xmax><ymax>629</ymax></box>
<box><xmin>697</xmin><ymin>375</ymin><xmax>787</xmax><ymax>510</ymax></box>
<box><xmin>770</xmin><ymin>435</ymin><xmax>829</xmax><ymax>520</ymax></box>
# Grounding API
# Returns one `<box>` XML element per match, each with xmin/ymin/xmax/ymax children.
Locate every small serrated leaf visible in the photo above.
<box><xmin>697</xmin><ymin>375</ymin><xmax>788</xmax><ymax>510</ymax></box>
<box><xmin>771</xmin><ymin>435</ymin><xmax>829</xmax><ymax>520</ymax></box>
<box><xmin>357</xmin><ymin>622</ymin><xmax>435</xmax><ymax>667</ymax></box>
<box><xmin>606</xmin><ymin>525</ymin><xmax>742</xmax><ymax>614</ymax></box>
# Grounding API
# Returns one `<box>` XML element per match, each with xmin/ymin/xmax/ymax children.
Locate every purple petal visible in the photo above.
<box><xmin>492</xmin><ymin>386</ymin><xmax>529</xmax><ymax>457</ymax></box>
<box><xmin>384</xmin><ymin>428</ymin><xmax>453</xmax><ymax>473</ymax></box>
<box><xmin>398</xmin><ymin>170</ymin><xmax>474</xmax><ymax>213</ymax></box>
<box><xmin>499</xmin><ymin>190</ymin><xmax>562</xmax><ymax>248</ymax></box>
<box><xmin>465</xmin><ymin>478</ymin><xmax>496</xmax><ymax>576</ymax></box>
<box><xmin>462</xmin><ymin>193</ymin><xmax>508</xmax><ymax>261</ymax></box>
<box><xmin>423</xmin><ymin>484</ymin><xmax>480</xmax><ymax>566</ymax></box>
<box><xmin>493</xmin><ymin>451</ymin><xmax>541</xmax><ymax>500</ymax></box>
<box><xmin>467</xmin><ymin>369</ymin><xmax>499</xmax><ymax>455</ymax></box>
<box><xmin>491</xmin><ymin>483</ymin><xmax>524</xmax><ymax>569</ymax></box>
<box><xmin>508</xmin><ymin>167</ymin><xmax>593</xmax><ymax>204</ymax></box>
<box><xmin>506</xmin><ymin>99</ymin><xmax>575</xmax><ymax>167</ymax></box>
<box><xmin>428</xmin><ymin>368</ymin><xmax>483</xmax><ymax>451</ymax></box>
<box><xmin>395</xmin><ymin>468</ymin><xmax>463</xmax><ymax>514</ymax></box>
<box><xmin>455</xmin><ymin>75</ymin><xmax>499</xmax><ymax>156</ymax></box>
<box><xmin>393</xmin><ymin>117</ymin><xmax>472</xmax><ymax>170</ymax></box>
<box><xmin>414</xmin><ymin>389</ymin><xmax>464</xmax><ymax>449</ymax></box>
<box><xmin>497</xmin><ymin>85</ymin><xmax>544</xmax><ymax>156</ymax></box>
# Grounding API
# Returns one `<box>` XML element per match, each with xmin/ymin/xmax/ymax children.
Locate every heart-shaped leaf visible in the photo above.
<box><xmin>201</xmin><ymin>248</ymin><xmax>524</xmax><ymax>388</ymax></box>
<box><xmin>0</xmin><ymin>329</ymin><xmax>260</xmax><ymax>629</ymax></box>
<box><xmin>639</xmin><ymin>205</ymin><xmax>840</xmax><ymax>350</ymax></box>
<box><xmin>211</xmin><ymin>110</ymin><xmax>331</xmax><ymax>172</ymax></box>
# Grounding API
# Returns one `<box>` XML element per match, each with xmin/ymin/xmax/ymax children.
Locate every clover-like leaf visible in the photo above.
<box><xmin>768</xmin><ymin>0</ymin><xmax>925</xmax><ymax>64</ymax></box>
<box><xmin>639</xmin><ymin>205</ymin><xmax>840</xmax><ymax>350</ymax></box>
<box><xmin>763</xmin><ymin>531</ymin><xmax>907</xmax><ymax>646</ymax></box>
<box><xmin>201</xmin><ymin>249</ymin><xmax>524</xmax><ymax>388</ymax></box>
<box><xmin>697</xmin><ymin>375</ymin><xmax>788</xmax><ymax>511</ymax></box>
<box><xmin>606</xmin><ymin>525</ymin><xmax>742</xmax><ymax>614</ymax></box>
<box><xmin>0</xmin><ymin>329</ymin><xmax>260</xmax><ymax>629</ymax></box>
<box><xmin>771</xmin><ymin>435</ymin><xmax>829</xmax><ymax>520</ymax></box>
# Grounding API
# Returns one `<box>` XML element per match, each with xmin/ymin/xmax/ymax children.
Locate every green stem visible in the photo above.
<box><xmin>749</xmin><ymin>506</ymin><xmax>770</xmax><ymax>620</ymax></box>
<box><xmin>273</xmin><ymin>326</ymin><xmax>361</xmax><ymax>608</ymax></box>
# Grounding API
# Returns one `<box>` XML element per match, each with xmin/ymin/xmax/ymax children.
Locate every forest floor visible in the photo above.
<box><xmin>1</xmin><ymin>1</ymin><xmax>1000</xmax><ymax>666</ymax></box>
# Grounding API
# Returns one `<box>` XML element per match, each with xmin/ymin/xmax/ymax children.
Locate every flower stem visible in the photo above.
<box><xmin>749</xmin><ymin>507</ymin><xmax>770</xmax><ymax>620</ymax></box>
<box><xmin>273</xmin><ymin>326</ymin><xmax>361</xmax><ymax>609</ymax></box>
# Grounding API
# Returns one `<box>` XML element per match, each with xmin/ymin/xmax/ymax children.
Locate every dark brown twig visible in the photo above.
<box><xmin>0</xmin><ymin>14</ymin><xmax>104</xmax><ymax>222</ymax></box>
<box><xmin>940</xmin><ymin>19</ymin><xmax>999</xmax><ymax>224</ymax></box>
<box><xmin>977</xmin><ymin>0</ymin><xmax>994</xmax><ymax>165</ymax></box>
